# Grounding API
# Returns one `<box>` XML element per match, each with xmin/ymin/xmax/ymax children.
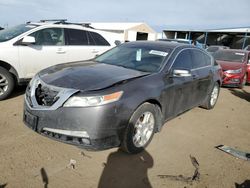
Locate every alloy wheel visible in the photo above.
<box><xmin>0</xmin><ymin>73</ymin><xmax>8</xmax><ymax>96</ymax></box>
<box><xmin>133</xmin><ymin>112</ymin><xmax>155</xmax><ymax>148</ymax></box>
<box><xmin>210</xmin><ymin>85</ymin><xmax>219</xmax><ymax>106</ymax></box>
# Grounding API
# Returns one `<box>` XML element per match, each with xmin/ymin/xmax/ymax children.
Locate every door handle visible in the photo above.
<box><xmin>92</xmin><ymin>50</ymin><xmax>99</xmax><ymax>53</ymax></box>
<box><xmin>56</xmin><ymin>48</ymin><xmax>66</xmax><ymax>54</ymax></box>
<box><xmin>192</xmin><ymin>74</ymin><xmax>199</xmax><ymax>79</ymax></box>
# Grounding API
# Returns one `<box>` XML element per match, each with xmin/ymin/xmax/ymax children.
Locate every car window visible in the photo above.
<box><xmin>203</xmin><ymin>53</ymin><xmax>212</xmax><ymax>66</ymax></box>
<box><xmin>88</xmin><ymin>31</ymin><xmax>110</xmax><ymax>46</ymax></box>
<box><xmin>213</xmin><ymin>50</ymin><xmax>246</xmax><ymax>63</ymax></box>
<box><xmin>96</xmin><ymin>43</ymin><xmax>170</xmax><ymax>73</ymax></box>
<box><xmin>0</xmin><ymin>24</ymin><xmax>36</xmax><ymax>42</ymax></box>
<box><xmin>172</xmin><ymin>49</ymin><xmax>192</xmax><ymax>70</ymax></box>
<box><xmin>30</xmin><ymin>28</ymin><xmax>64</xmax><ymax>46</ymax></box>
<box><xmin>65</xmin><ymin>28</ymin><xmax>88</xmax><ymax>45</ymax></box>
<box><xmin>191</xmin><ymin>50</ymin><xmax>207</xmax><ymax>68</ymax></box>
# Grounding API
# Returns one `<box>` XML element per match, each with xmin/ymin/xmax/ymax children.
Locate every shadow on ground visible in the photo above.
<box><xmin>0</xmin><ymin>184</ymin><xmax>7</xmax><ymax>188</ymax></box>
<box><xmin>98</xmin><ymin>149</ymin><xmax>153</xmax><ymax>188</ymax></box>
<box><xmin>229</xmin><ymin>89</ymin><xmax>250</xmax><ymax>102</ymax></box>
<box><xmin>7</xmin><ymin>85</ymin><xmax>27</xmax><ymax>99</ymax></box>
<box><xmin>40</xmin><ymin>167</ymin><xmax>49</xmax><ymax>188</ymax></box>
<box><xmin>235</xmin><ymin>179</ymin><xmax>250</xmax><ymax>188</ymax></box>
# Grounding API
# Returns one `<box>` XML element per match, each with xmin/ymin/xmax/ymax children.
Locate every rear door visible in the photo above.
<box><xmin>64</xmin><ymin>29</ymin><xmax>111</xmax><ymax>62</ymax></box>
<box><xmin>190</xmin><ymin>49</ymin><xmax>213</xmax><ymax>106</ymax></box>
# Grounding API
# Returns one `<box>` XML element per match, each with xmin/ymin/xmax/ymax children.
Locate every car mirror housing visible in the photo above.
<box><xmin>22</xmin><ymin>36</ymin><xmax>36</xmax><ymax>44</ymax></box>
<box><xmin>172</xmin><ymin>69</ymin><xmax>192</xmax><ymax>77</ymax></box>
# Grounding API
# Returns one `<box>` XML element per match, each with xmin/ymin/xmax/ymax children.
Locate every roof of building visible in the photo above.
<box><xmin>90</xmin><ymin>22</ymin><xmax>156</xmax><ymax>33</ymax></box>
<box><xmin>163</xmin><ymin>27</ymin><xmax>250</xmax><ymax>33</ymax></box>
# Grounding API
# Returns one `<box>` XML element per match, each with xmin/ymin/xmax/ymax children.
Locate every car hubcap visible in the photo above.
<box><xmin>0</xmin><ymin>74</ymin><xmax>8</xmax><ymax>96</ymax></box>
<box><xmin>210</xmin><ymin>85</ymin><xmax>219</xmax><ymax>106</ymax></box>
<box><xmin>133</xmin><ymin>112</ymin><xmax>155</xmax><ymax>148</ymax></box>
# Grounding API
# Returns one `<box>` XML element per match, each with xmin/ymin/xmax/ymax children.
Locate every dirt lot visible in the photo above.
<box><xmin>0</xmin><ymin>86</ymin><xmax>250</xmax><ymax>188</ymax></box>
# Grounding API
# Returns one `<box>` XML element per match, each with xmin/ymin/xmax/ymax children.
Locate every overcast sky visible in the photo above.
<box><xmin>0</xmin><ymin>0</ymin><xmax>249</xmax><ymax>31</ymax></box>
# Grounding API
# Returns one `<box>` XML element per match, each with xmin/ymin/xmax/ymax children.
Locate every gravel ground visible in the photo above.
<box><xmin>0</xmin><ymin>86</ymin><xmax>250</xmax><ymax>188</ymax></box>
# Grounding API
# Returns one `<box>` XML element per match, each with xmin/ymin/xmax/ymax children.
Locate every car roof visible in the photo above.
<box><xmin>126</xmin><ymin>41</ymin><xmax>188</xmax><ymax>50</ymax></box>
<box><xmin>218</xmin><ymin>49</ymin><xmax>249</xmax><ymax>53</ymax></box>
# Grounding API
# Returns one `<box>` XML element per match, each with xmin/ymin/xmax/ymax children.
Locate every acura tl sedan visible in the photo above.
<box><xmin>23</xmin><ymin>41</ymin><xmax>222</xmax><ymax>154</ymax></box>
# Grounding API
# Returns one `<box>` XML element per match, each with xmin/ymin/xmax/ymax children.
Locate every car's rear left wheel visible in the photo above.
<box><xmin>121</xmin><ymin>103</ymin><xmax>160</xmax><ymax>154</ymax></box>
<box><xmin>201</xmin><ymin>82</ymin><xmax>220</xmax><ymax>110</ymax></box>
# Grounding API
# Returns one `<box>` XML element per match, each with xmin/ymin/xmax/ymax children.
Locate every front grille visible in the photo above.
<box><xmin>35</xmin><ymin>83</ymin><xmax>59</xmax><ymax>106</ymax></box>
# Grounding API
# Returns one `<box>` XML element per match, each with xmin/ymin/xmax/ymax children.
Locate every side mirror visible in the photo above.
<box><xmin>22</xmin><ymin>36</ymin><xmax>35</xmax><ymax>44</ymax></box>
<box><xmin>172</xmin><ymin>69</ymin><xmax>192</xmax><ymax>77</ymax></box>
<box><xmin>114</xmin><ymin>40</ymin><xmax>121</xmax><ymax>46</ymax></box>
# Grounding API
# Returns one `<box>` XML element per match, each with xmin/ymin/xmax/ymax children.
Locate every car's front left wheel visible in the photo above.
<box><xmin>0</xmin><ymin>67</ymin><xmax>15</xmax><ymax>100</ymax></box>
<box><xmin>121</xmin><ymin>103</ymin><xmax>160</xmax><ymax>154</ymax></box>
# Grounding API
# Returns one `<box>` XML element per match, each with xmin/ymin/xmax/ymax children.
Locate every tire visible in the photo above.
<box><xmin>201</xmin><ymin>82</ymin><xmax>220</xmax><ymax>110</ymax></box>
<box><xmin>239</xmin><ymin>74</ymin><xmax>247</xmax><ymax>89</ymax></box>
<box><xmin>0</xmin><ymin>67</ymin><xmax>15</xmax><ymax>100</ymax></box>
<box><xmin>121</xmin><ymin>103</ymin><xmax>160</xmax><ymax>154</ymax></box>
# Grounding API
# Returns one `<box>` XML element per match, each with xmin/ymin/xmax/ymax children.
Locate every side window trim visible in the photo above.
<box><xmin>170</xmin><ymin>48</ymin><xmax>192</xmax><ymax>70</ymax></box>
<box><xmin>190</xmin><ymin>49</ymin><xmax>212</xmax><ymax>70</ymax></box>
<box><xmin>29</xmin><ymin>27</ymin><xmax>65</xmax><ymax>46</ymax></box>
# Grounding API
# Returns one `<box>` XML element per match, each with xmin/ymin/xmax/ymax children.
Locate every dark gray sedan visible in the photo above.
<box><xmin>23</xmin><ymin>41</ymin><xmax>222</xmax><ymax>154</ymax></box>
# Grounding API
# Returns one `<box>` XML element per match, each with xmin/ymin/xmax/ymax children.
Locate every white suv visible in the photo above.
<box><xmin>0</xmin><ymin>20</ymin><xmax>120</xmax><ymax>100</ymax></box>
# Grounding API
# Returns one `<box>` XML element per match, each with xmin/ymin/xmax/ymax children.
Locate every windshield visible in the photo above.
<box><xmin>95</xmin><ymin>43</ymin><xmax>171</xmax><ymax>73</ymax></box>
<box><xmin>214</xmin><ymin>51</ymin><xmax>246</xmax><ymax>63</ymax></box>
<box><xmin>0</xmin><ymin>24</ymin><xmax>36</xmax><ymax>42</ymax></box>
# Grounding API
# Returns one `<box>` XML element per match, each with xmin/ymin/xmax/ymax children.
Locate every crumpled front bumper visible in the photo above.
<box><xmin>23</xmin><ymin>97</ymin><xmax>129</xmax><ymax>150</ymax></box>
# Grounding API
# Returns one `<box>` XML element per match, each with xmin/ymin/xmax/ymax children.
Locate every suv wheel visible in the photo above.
<box><xmin>0</xmin><ymin>67</ymin><xmax>15</xmax><ymax>100</ymax></box>
<box><xmin>121</xmin><ymin>103</ymin><xmax>160</xmax><ymax>154</ymax></box>
<box><xmin>201</xmin><ymin>82</ymin><xmax>220</xmax><ymax>110</ymax></box>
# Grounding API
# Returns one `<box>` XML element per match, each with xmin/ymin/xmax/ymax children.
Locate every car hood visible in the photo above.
<box><xmin>38</xmin><ymin>61</ymin><xmax>149</xmax><ymax>91</ymax></box>
<box><xmin>216</xmin><ymin>60</ymin><xmax>244</xmax><ymax>70</ymax></box>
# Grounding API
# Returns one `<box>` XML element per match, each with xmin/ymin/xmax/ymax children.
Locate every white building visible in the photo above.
<box><xmin>90</xmin><ymin>23</ymin><xmax>157</xmax><ymax>42</ymax></box>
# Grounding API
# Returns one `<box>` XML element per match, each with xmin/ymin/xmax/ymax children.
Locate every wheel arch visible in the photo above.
<box><xmin>137</xmin><ymin>98</ymin><xmax>163</xmax><ymax>132</ymax></box>
<box><xmin>0</xmin><ymin>60</ymin><xmax>19</xmax><ymax>82</ymax></box>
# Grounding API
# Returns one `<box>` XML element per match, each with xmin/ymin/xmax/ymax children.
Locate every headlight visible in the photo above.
<box><xmin>63</xmin><ymin>91</ymin><xmax>123</xmax><ymax>107</ymax></box>
<box><xmin>224</xmin><ymin>68</ymin><xmax>242</xmax><ymax>74</ymax></box>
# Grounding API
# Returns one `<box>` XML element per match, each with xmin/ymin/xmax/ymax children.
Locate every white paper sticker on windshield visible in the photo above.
<box><xmin>136</xmin><ymin>49</ymin><xmax>142</xmax><ymax>61</ymax></box>
<box><xmin>235</xmin><ymin>52</ymin><xmax>245</xmax><ymax>56</ymax></box>
<box><xmin>149</xmin><ymin>50</ymin><xmax>168</xmax><ymax>57</ymax></box>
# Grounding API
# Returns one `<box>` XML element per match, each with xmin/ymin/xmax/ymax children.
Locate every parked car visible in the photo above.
<box><xmin>0</xmin><ymin>19</ymin><xmax>120</xmax><ymax>100</ymax></box>
<box><xmin>244</xmin><ymin>45</ymin><xmax>250</xmax><ymax>51</ymax></box>
<box><xmin>158</xmin><ymin>38</ymin><xmax>204</xmax><ymax>48</ymax></box>
<box><xmin>213</xmin><ymin>49</ymin><xmax>250</xmax><ymax>88</ymax></box>
<box><xmin>23</xmin><ymin>41</ymin><xmax>222</xmax><ymax>154</ymax></box>
<box><xmin>244</xmin><ymin>46</ymin><xmax>250</xmax><ymax>84</ymax></box>
<box><xmin>206</xmin><ymin>45</ymin><xmax>230</xmax><ymax>56</ymax></box>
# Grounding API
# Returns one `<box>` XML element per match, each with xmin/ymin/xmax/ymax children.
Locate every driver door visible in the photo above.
<box><xmin>18</xmin><ymin>28</ymin><xmax>67</xmax><ymax>78</ymax></box>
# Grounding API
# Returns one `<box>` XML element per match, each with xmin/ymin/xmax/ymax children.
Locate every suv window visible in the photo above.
<box><xmin>88</xmin><ymin>31</ymin><xmax>110</xmax><ymax>46</ymax></box>
<box><xmin>172</xmin><ymin>49</ymin><xmax>192</xmax><ymax>70</ymax></box>
<box><xmin>65</xmin><ymin>29</ymin><xmax>88</xmax><ymax>45</ymax></box>
<box><xmin>30</xmin><ymin>28</ymin><xmax>64</xmax><ymax>45</ymax></box>
<box><xmin>191</xmin><ymin>50</ymin><xmax>210</xmax><ymax>68</ymax></box>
